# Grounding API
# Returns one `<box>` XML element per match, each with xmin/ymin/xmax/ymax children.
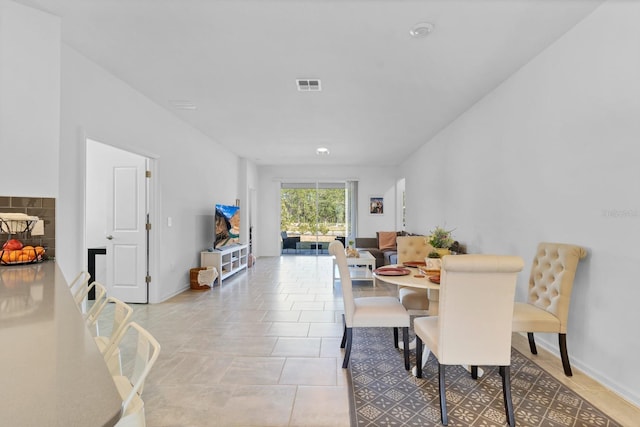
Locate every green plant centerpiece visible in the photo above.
<box><xmin>427</xmin><ymin>251</ymin><xmax>441</xmax><ymax>259</ymax></box>
<box><xmin>428</xmin><ymin>226</ymin><xmax>455</xmax><ymax>257</ymax></box>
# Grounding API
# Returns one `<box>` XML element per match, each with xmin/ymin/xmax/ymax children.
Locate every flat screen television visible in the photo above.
<box><xmin>214</xmin><ymin>203</ymin><xmax>240</xmax><ymax>248</ymax></box>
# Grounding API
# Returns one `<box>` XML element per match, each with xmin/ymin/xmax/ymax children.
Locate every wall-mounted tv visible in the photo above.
<box><xmin>214</xmin><ymin>203</ymin><xmax>240</xmax><ymax>248</ymax></box>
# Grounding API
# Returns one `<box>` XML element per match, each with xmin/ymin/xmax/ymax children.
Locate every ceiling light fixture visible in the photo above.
<box><xmin>409</xmin><ymin>22</ymin><xmax>434</xmax><ymax>38</ymax></box>
<box><xmin>316</xmin><ymin>147</ymin><xmax>330</xmax><ymax>155</ymax></box>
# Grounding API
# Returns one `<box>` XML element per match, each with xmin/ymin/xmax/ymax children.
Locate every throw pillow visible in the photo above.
<box><xmin>377</xmin><ymin>231</ymin><xmax>397</xmax><ymax>251</ymax></box>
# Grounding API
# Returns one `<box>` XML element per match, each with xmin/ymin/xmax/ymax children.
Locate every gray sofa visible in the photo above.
<box><xmin>355</xmin><ymin>237</ymin><xmax>398</xmax><ymax>267</ymax></box>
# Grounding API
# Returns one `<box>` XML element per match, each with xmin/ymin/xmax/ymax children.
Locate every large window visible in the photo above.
<box><xmin>281</xmin><ymin>181</ymin><xmax>356</xmax><ymax>254</ymax></box>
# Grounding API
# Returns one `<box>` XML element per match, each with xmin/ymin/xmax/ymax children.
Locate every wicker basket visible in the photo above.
<box><xmin>189</xmin><ymin>267</ymin><xmax>211</xmax><ymax>290</ymax></box>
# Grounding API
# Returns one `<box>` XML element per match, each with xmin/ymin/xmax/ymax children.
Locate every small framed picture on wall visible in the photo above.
<box><xmin>369</xmin><ymin>196</ymin><xmax>384</xmax><ymax>215</ymax></box>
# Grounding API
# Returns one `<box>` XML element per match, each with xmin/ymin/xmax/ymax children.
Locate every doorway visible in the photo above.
<box><xmin>85</xmin><ymin>139</ymin><xmax>152</xmax><ymax>303</ymax></box>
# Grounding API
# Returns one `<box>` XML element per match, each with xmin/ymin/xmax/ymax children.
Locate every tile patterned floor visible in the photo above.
<box><xmin>107</xmin><ymin>255</ymin><xmax>639</xmax><ymax>426</ymax></box>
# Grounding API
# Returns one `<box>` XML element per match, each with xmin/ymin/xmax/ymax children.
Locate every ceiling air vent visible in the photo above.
<box><xmin>296</xmin><ymin>79</ymin><xmax>321</xmax><ymax>92</ymax></box>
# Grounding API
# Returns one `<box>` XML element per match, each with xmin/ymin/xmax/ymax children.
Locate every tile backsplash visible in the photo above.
<box><xmin>0</xmin><ymin>196</ymin><xmax>55</xmax><ymax>259</ymax></box>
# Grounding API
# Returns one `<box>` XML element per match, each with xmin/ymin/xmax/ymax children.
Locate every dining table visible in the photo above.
<box><xmin>0</xmin><ymin>261</ymin><xmax>122</xmax><ymax>427</ymax></box>
<box><xmin>373</xmin><ymin>265</ymin><xmax>484</xmax><ymax>377</ymax></box>
<box><xmin>372</xmin><ymin>264</ymin><xmax>440</xmax><ymax>291</ymax></box>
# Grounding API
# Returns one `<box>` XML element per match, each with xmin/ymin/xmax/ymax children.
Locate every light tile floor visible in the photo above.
<box><xmin>111</xmin><ymin>255</ymin><xmax>639</xmax><ymax>426</ymax></box>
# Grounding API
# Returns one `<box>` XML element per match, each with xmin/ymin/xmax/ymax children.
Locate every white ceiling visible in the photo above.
<box><xmin>15</xmin><ymin>0</ymin><xmax>603</xmax><ymax>166</ymax></box>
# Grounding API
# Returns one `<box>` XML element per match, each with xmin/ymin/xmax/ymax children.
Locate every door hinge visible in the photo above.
<box><xmin>146</xmin><ymin>170</ymin><xmax>151</xmax><ymax>178</ymax></box>
<box><xmin>146</xmin><ymin>223</ymin><xmax>152</xmax><ymax>231</ymax></box>
<box><xmin>145</xmin><ymin>275</ymin><xmax>151</xmax><ymax>284</ymax></box>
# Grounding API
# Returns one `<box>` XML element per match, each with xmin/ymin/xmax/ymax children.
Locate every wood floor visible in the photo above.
<box><xmin>109</xmin><ymin>255</ymin><xmax>639</xmax><ymax>426</ymax></box>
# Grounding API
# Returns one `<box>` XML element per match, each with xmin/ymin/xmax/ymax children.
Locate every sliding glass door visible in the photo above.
<box><xmin>281</xmin><ymin>181</ymin><xmax>356</xmax><ymax>255</ymax></box>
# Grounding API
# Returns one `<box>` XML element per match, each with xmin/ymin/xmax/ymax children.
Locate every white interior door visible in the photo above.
<box><xmin>105</xmin><ymin>152</ymin><xmax>148</xmax><ymax>303</ymax></box>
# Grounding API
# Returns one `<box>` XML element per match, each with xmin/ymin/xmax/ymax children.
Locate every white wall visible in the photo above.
<box><xmin>402</xmin><ymin>0</ymin><xmax>640</xmax><ymax>405</ymax></box>
<box><xmin>0</xmin><ymin>1</ymin><xmax>59</xmax><ymax>197</ymax></box>
<box><xmin>58</xmin><ymin>45</ymin><xmax>242</xmax><ymax>302</ymax></box>
<box><xmin>256</xmin><ymin>164</ymin><xmax>399</xmax><ymax>257</ymax></box>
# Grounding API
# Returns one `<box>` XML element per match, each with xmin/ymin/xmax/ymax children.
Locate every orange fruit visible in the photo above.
<box><xmin>22</xmin><ymin>246</ymin><xmax>35</xmax><ymax>259</ymax></box>
<box><xmin>1</xmin><ymin>251</ymin><xmax>10</xmax><ymax>263</ymax></box>
<box><xmin>8</xmin><ymin>250</ymin><xmax>21</xmax><ymax>262</ymax></box>
<box><xmin>35</xmin><ymin>246</ymin><xmax>45</xmax><ymax>256</ymax></box>
<box><xmin>18</xmin><ymin>253</ymin><xmax>31</xmax><ymax>263</ymax></box>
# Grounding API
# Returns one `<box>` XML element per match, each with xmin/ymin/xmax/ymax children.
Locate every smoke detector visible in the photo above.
<box><xmin>296</xmin><ymin>79</ymin><xmax>321</xmax><ymax>91</ymax></box>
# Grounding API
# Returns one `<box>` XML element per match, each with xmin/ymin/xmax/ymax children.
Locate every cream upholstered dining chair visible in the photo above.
<box><xmin>107</xmin><ymin>321</ymin><xmax>161</xmax><ymax>427</ymax></box>
<box><xmin>414</xmin><ymin>254</ymin><xmax>524</xmax><ymax>426</ymax></box>
<box><xmin>329</xmin><ymin>241</ymin><xmax>411</xmax><ymax>370</ymax></box>
<box><xmin>396</xmin><ymin>236</ymin><xmax>433</xmax><ymax>312</ymax></box>
<box><xmin>512</xmin><ymin>242</ymin><xmax>587</xmax><ymax>376</ymax></box>
<box><xmin>88</xmin><ymin>296</ymin><xmax>134</xmax><ymax>376</ymax></box>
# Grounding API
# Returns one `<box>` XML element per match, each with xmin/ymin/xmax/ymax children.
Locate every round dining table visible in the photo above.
<box><xmin>372</xmin><ymin>265</ymin><xmax>440</xmax><ymax>290</ymax></box>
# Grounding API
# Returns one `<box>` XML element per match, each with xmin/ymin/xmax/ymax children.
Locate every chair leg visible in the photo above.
<box><xmin>559</xmin><ymin>333</ymin><xmax>573</xmax><ymax>376</ymax></box>
<box><xmin>438</xmin><ymin>363</ymin><xmax>448</xmax><ymax>425</ymax></box>
<box><xmin>342</xmin><ymin>327</ymin><xmax>353</xmax><ymax>368</ymax></box>
<box><xmin>340</xmin><ymin>314</ymin><xmax>347</xmax><ymax>349</ymax></box>
<box><xmin>527</xmin><ymin>332</ymin><xmax>538</xmax><ymax>355</ymax></box>
<box><xmin>470</xmin><ymin>365</ymin><xmax>478</xmax><ymax>379</ymax></box>
<box><xmin>393</xmin><ymin>327</ymin><xmax>399</xmax><ymax>349</ymax></box>
<box><xmin>415</xmin><ymin>336</ymin><xmax>423</xmax><ymax>378</ymax></box>
<box><xmin>402</xmin><ymin>327</ymin><xmax>410</xmax><ymax>370</ymax></box>
<box><xmin>501</xmin><ymin>365</ymin><xmax>516</xmax><ymax>426</ymax></box>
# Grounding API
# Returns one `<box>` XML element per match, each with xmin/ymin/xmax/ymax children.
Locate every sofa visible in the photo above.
<box><xmin>355</xmin><ymin>231</ymin><xmax>405</xmax><ymax>267</ymax></box>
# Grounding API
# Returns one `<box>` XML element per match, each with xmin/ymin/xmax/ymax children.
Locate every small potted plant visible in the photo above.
<box><xmin>427</xmin><ymin>226</ymin><xmax>455</xmax><ymax>257</ymax></box>
<box><xmin>425</xmin><ymin>250</ymin><xmax>442</xmax><ymax>271</ymax></box>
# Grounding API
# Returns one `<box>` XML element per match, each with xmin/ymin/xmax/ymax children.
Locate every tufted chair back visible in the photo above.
<box><xmin>526</xmin><ymin>242</ymin><xmax>587</xmax><ymax>333</ymax></box>
<box><xmin>513</xmin><ymin>241</ymin><xmax>587</xmax><ymax>376</ymax></box>
<box><xmin>396</xmin><ymin>236</ymin><xmax>433</xmax><ymax>264</ymax></box>
<box><xmin>396</xmin><ymin>236</ymin><xmax>436</xmax><ymax>313</ymax></box>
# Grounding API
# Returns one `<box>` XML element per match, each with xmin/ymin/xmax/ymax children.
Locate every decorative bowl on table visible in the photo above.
<box><xmin>402</xmin><ymin>261</ymin><xmax>426</xmax><ymax>268</ymax></box>
<box><xmin>373</xmin><ymin>267</ymin><xmax>411</xmax><ymax>276</ymax></box>
<box><xmin>418</xmin><ymin>266</ymin><xmax>440</xmax><ymax>276</ymax></box>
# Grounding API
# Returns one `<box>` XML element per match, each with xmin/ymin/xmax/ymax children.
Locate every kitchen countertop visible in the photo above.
<box><xmin>0</xmin><ymin>261</ymin><xmax>121</xmax><ymax>426</ymax></box>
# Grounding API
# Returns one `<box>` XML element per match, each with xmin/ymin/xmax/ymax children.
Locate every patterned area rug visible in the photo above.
<box><xmin>347</xmin><ymin>327</ymin><xmax>620</xmax><ymax>426</ymax></box>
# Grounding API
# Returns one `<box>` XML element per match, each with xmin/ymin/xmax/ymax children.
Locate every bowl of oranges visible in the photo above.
<box><xmin>1</xmin><ymin>239</ymin><xmax>45</xmax><ymax>265</ymax></box>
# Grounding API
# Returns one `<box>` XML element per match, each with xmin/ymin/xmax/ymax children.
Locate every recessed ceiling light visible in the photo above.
<box><xmin>409</xmin><ymin>22</ymin><xmax>434</xmax><ymax>38</ymax></box>
<box><xmin>316</xmin><ymin>147</ymin><xmax>330</xmax><ymax>155</ymax></box>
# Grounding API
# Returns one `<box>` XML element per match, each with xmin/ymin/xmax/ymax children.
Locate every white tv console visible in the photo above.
<box><xmin>200</xmin><ymin>243</ymin><xmax>248</xmax><ymax>285</ymax></box>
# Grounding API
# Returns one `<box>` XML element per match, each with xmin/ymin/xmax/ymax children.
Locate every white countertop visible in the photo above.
<box><xmin>0</xmin><ymin>261</ymin><xmax>121</xmax><ymax>426</ymax></box>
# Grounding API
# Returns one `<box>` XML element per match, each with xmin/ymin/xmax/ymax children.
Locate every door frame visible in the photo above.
<box><xmin>82</xmin><ymin>132</ymin><xmax>158</xmax><ymax>303</ymax></box>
